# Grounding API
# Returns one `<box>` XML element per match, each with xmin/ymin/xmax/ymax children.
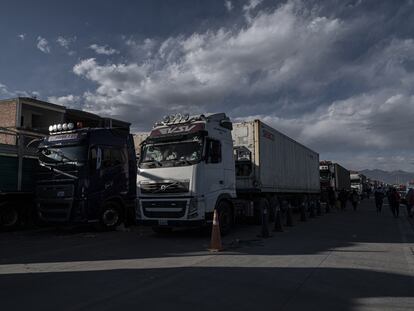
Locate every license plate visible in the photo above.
<box><xmin>158</xmin><ymin>220</ymin><xmax>168</xmax><ymax>226</ymax></box>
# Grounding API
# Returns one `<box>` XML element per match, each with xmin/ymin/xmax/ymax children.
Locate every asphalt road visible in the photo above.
<box><xmin>0</xmin><ymin>199</ymin><xmax>413</xmax><ymax>311</ymax></box>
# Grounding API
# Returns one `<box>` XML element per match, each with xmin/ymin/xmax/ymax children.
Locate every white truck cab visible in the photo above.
<box><xmin>136</xmin><ymin>113</ymin><xmax>236</xmax><ymax>232</ymax></box>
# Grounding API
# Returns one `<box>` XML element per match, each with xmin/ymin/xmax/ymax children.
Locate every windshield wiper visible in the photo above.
<box><xmin>41</xmin><ymin>149</ymin><xmax>82</xmax><ymax>166</ymax></box>
<box><xmin>44</xmin><ymin>149</ymin><xmax>77</xmax><ymax>162</ymax></box>
<box><xmin>176</xmin><ymin>159</ymin><xmax>193</xmax><ymax>166</ymax></box>
<box><xmin>39</xmin><ymin>161</ymin><xmax>78</xmax><ymax>180</ymax></box>
<box><xmin>142</xmin><ymin>160</ymin><xmax>163</xmax><ymax>167</ymax></box>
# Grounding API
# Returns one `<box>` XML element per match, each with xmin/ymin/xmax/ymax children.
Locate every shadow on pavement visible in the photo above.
<box><xmin>0</xmin><ymin>266</ymin><xmax>413</xmax><ymax>311</ymax></box>
<box><xmin>0</xmin><ymin>199</ymin><xmax>412</xmax><ymax>265</ymax></box>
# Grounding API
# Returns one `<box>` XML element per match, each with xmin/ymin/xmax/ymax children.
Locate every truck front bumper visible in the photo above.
<box><xmin>137</xmin><ymin>219</ymin><xmax>208</xmax><ymax>228</ymax></box>
<box><xmin>37</xmin><ymin>199</ymin><xmax>89</xmax><ymax>224</ymax></box>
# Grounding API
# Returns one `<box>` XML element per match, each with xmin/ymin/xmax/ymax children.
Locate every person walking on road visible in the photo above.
<box><xmin>389</xmin><ymin>188</ymin><xmax>400</xmax><ymax>218</ymax></box>
<box><xmin>351</xmin><ymin>189</ymin><xmax>359</xmax><ymax>211</ymax></box>
<box><xmin>406</xmin><ymin>188</ymin><xmax>414</xmax><ymax>218</ymax></box>
<box><xmin>327</xmin><ymin>187</ymin><xmax>336</xmax><ymax>212</ymax></box>
<box><xmin>339</xmin><ymin>189</ymin><xmax>348</xmax><ymax>211</ymax></box>
<box><xmin>374</xmin><ymin>187</ymin><xmax>385</xmax><ymax>214</ymax></box>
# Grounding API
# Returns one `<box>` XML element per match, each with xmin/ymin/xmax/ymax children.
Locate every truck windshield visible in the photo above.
<box><xmin>39</xmin><ymin>145</ymin><xmax>87</xmax><ymax>166</ymax></box>
<box><xmin>320</xmin><ymin>171</ymin><xmax>330</xmax><ymax>179</ymax></box>
<box><xmin>140</xmin><ymin>139</ymin><xmax>203</xmax><ymax>168</ymax></box>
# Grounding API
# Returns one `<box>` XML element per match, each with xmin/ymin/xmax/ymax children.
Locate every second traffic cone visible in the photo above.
<box><xmin>259</xmin><ymin>206</ymin><xmax>270</xmax><ymax>238</ymax></box>
<box><xmin>316</xmin><ymin>201</ymin><xmax>322</xmax><ymax>216</ymax></box>
<box><xmin>273</xmin><ymin>207</ymin><xmax>283</xmax><ymax>232</ymax></box>
<box><xmin>286</xmin><ymin>204</ymin><xmax>293</xmax><ymax>227</ymax></box>
<box><xmin>300</xmin><ymin>203</ymin><xmax>307</xmax><ymax>222</ymax></box>
<box><xmin>309</xmin><ymin>201</ymin><xmax>316</xmax><ymax>218</ymax></box>
<box><xmin>209</xmin><ymin>209</ymin><xmax>223</xmax><ymax>252</ymax></box>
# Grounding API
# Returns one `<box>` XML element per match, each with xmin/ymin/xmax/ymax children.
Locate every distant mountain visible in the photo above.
<box><xmin>360</xmin><ymin>169</ymin><xmax>414</xmax><ymax>185</ymax></box>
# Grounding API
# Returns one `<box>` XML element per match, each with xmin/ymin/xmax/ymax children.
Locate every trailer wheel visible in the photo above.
<box><xmin>0</xmin><ymin>205</ymin><xmax>19</xmax><ymax>229</ymax></box>
<box><xmin>99</xmin><ymin>202</ymin><xmax>122</xmax><ymax>231</ymax></box>
<box><xmin>217</xmin><ymin>200</ymin><xmax>233</xmax><ymax>236</ymax></box>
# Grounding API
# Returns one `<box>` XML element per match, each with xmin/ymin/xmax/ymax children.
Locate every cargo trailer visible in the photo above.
<box><xmin>0</xmin><ymin>129</ymin><xmax>41</xmax><ymax>229</ymax></box>
<box><xmin>233</xmin><ymin>120</ymin><xmax>320</xmax><ymax>194</ymax></box>
<box><xmin>319</xmin><ymin>161</ymin><xmax>351</xmax><ymax>192</ymax></box>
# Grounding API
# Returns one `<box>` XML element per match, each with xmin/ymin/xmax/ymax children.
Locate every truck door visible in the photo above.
<box><xmin>87</xmin><ymin>146</ymin><xmax>102</xmax><ymax>219</ymax></box>
<box><xmin>100</xmin><ymin>146</ymin><xmax>128</xmax><ymax>199</ymax></box>
<box><xmin>88</xmin><ymin>146</ymin><xmax>128</xmax><ymax>220</ymax></box>
<box><xmin>203</xmin><ymin>138</ymin><xmax>224</xmax><ymax>211</ymax></box>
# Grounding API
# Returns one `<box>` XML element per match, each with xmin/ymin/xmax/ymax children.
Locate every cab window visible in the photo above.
<box><xmin>206</xmin><ymin>139</ymin><xmax>221</xmax><ymax>164</ymax></box>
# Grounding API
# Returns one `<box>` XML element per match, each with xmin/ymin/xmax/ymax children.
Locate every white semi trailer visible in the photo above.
<box><xmin>136</xmin><ymin>113</ymin><xmax>320</xmax><ymax>234</ymax></box>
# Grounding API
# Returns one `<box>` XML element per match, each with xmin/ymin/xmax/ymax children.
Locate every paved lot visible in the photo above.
<box><xmin>0</xmin><ymin>199</ymin><xmax>413</xmax><ymax>311</ymax></box>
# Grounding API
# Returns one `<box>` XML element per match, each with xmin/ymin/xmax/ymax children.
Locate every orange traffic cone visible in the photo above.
<box><xmin>209</xmin><ymin>209</ymin><xmax>223</xmax><ymax>252</ymax></box>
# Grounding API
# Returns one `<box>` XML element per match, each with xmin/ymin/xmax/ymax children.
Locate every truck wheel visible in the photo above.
<box><xmin>0</xmin><ymin>206</ymin><xmax>19</xmax><ymax>229</ymax></box>
<box><xmin>99</xmin><ymin>202</ymin><xmax>122</xmax><ymax>230</ymax></box>
<box><xmin>217</xmin><ymin>200</ymin><xmax>233</xmax><ymax>236</ymax></box>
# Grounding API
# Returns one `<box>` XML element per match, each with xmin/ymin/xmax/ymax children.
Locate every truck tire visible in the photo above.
<box><xmin>0</xmin><ymin>205</ymin><xmax>19</xmax><ymax>229</ymax></box>
<box><xmin>99</xmin><ymin>202</ymin><xmax>123</xmax><ymax>231</ymax></box>
<box><xmin>217</xmin><ymin>200</ymin><xmax>233</xmax><ymax>236</ymax></box>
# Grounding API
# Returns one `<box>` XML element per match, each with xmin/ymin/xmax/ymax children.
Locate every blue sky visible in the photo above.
<box><xmin>1</xmin><ymin>0</ymin><xmax>414</xmax><ymax>171</ymax></box>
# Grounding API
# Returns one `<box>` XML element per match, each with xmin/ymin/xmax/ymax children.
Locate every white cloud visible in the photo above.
<box><xmin>89</xmin><ymin>44</ymin><xmax>119</xmax><ymax>55</ymax></box>
<box><xmin>243</xmin><ymin>0</ymin><xmax>263</xmax><ymax>22</ymax></box>
<box><xmin>225</xmin><ymin>1</ymin><xmax>233</xmax><ymax>12</ymax></box>
<box><xmin>57</xmin><ymin>36</ymin><xmax>76</xmax><ymax>49</ymax></box>
<box><xmin>243</xmin><ymin>0</ymin><xmax>262</xmax><ymax>12</ymax></box>
<box><xmin>74</xmin><ymin>1</ymin><xmax>343</xmax><ymax>120</ymax></box>
<box><xmin>18</xmin><ymin>34</ymin><xmax>25</xmax><ymax>40</ymax></box>
<box><xmin>0</xmin><ymin>83</ymin><xmax>11</xmax><ymax>96</ymax></box>
<box><xmin>36</xmin><ymin>36</ymin><xmax>51</xmax><ymax>54</ymax></box>
<box><xmin>47</xmin><ymin>94</ymin><xmax>80</xmax><ymax>108</ymax></box>
<box><xmin>0</xmin><ymin>83</ymin><xmax>40</xmax><ymax>99</ymax></box>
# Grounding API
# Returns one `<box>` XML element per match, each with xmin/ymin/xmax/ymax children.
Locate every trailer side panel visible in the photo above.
<box><xmin>233</xmin><ymin>120</ymin><xmax>320</xmax><ymax>194</ymax></box>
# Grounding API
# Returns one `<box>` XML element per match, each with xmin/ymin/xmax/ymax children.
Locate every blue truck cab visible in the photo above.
<box><xmin>36</xmin><ymin>122</ymin><xmax>137</xmax><ymax>229</ymax></box>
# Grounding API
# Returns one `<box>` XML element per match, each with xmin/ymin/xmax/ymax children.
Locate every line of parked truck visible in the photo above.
<box><xmin>0</xmin><ymin>108</ymin><xmax>371</xmax><ymax>233</ymax></box>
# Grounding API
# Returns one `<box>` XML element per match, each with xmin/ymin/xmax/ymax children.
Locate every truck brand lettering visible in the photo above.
<box><xmin>150</xmin><ymin>123</ymin><xmax>204</xmax><ymax>137</ymax></box>
<box><xmin>159</xmin><ymin>125</ymin><xmax>197</xmax><ymax>135</ymax></box>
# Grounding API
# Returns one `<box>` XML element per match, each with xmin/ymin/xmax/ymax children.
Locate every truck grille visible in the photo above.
<box><xmin>142</xmin><ymin>200</ymin><xmax>187</xmax><ymax>218</ymax></box>
<box><xmin>140</xmin><ymin>181</ymin><xmax>189</xmax><ymax>194</ymax></box>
